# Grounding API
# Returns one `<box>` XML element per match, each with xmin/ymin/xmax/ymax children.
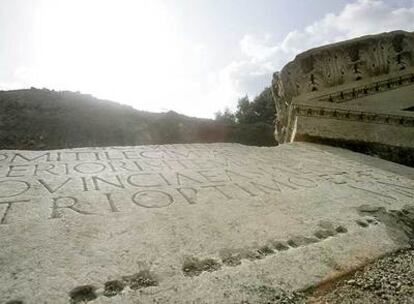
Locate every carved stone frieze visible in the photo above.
<box><xmin>271</xmin><ymin>30</ymin><xmax>414</xmax><ymax>144</ymax></box>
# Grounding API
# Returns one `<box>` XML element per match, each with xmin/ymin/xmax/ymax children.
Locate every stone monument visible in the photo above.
<box><xmin>1</xmin><ymin>143</ymin><xmax>413</xmax><ymax>303</ymax></box>
<box><xmin>271</xmin><ymin>31</ymin><xmax>414</xmax><ymax>165</ymax></box>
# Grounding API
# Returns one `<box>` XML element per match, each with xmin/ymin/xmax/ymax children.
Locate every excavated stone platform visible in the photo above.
<box><xmin>0</xmin><ymin>143</ymin><xmax>413</xmax><ymax>304</ymax></box>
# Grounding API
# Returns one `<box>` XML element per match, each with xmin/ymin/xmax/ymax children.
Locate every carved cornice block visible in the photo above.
<box><xmin>272</xmin><ymin>30</ymin><xmax>414</xmax><ymax>144</ymax></box>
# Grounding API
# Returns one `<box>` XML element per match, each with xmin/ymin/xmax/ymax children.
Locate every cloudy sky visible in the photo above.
<box><xmin>1</xmin><ymin>0</ymin><xmax>414</xmax><ymax>118</ymax></box>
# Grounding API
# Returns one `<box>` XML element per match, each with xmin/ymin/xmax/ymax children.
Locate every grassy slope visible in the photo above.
<box><xmin>0</xmin><ymin>88</ymin><xmax>275</xmax><ymax>150</ymax></box>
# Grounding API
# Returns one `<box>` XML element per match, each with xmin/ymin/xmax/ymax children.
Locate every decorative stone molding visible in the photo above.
<box><xmin>317</xmin><ymin>72</ymin><xmax>414</xmax><ymax>104</ymax></box>
<box><xmin>272</xmin><ymin>30</ymin><xmax>414</xmax><ymax>144</ymax></box>
<box><xmin>295</xmin><ymin>106</ymin><xmax>414</xmax><ymax>128</ymax></box>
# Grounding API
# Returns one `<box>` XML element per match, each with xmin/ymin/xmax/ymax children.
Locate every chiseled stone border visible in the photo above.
<box><xmin>295</xmin><ymin>105</ymin><xmax>414</xmax><ymax>127</ymax></box>
<box><xmin>316</xmin><ymin>72</ymin><xmax>414</xmax><ymax>103</ymax></box>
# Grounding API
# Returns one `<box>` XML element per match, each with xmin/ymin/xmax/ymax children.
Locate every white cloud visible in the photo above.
<box><xmin>223</xmin><ymin>0</ymin><xmax>414</xmax><ymax>100</ymax></box>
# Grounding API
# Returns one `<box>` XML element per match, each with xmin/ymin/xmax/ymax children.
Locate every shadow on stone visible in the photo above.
<box><xmin>69</xmin><ymin>285</ymin><xmax>97</xmax><ymax>303</ymax></box>
<box><xmin>103</xmin><ymin>280</ymin><xmax>125</xmax><ymax>297</ymax></box>
<box><xmin>182</xmin><ymin>257</ymin><xmax>222</xmax><ymax>277</ymax></box>
<box><xmin>122</xmin><ymin>270</ymin><xmax>159</xmax><ymax>290</ymax></box>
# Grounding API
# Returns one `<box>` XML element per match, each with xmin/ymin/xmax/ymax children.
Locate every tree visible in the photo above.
<box><xmin>235</xmin><ymin>95</ymin><xmax>254</xmax><ymax>124</ymax></box>
<box><xmin>250</xmin><ymin>87</ymin><xmax>275</xmax><ymax>125</ymax></box>
<box><xmin>214</xmin><ymin>107</ymin><xmax>236</xmax><ymax>124</ymax></box>
<box><xmin>234</xmin><ymin>88</ymin><xmax>275</xmax><ymax>124</ymax></box>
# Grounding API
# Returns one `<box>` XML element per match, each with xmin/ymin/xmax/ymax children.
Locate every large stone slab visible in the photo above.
<box><xmin>1</xmin><ymin>143</ymin><xmax>413</xmax><ymax>304</ymax></box>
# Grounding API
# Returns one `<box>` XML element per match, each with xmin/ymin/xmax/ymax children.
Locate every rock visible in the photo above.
<box><xmin>0</xmin><ymin>143</ymin><xmax>413</xmax><ymax>303</ymax></box>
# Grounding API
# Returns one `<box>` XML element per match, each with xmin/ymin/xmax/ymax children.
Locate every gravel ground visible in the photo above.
<box><xmin>302</xmin><ymin>249</ymin><xmax>414</xmax><ymax>304</ymax></box>
<box><xmin>278</xmin><ymin>203</ymin><xmax>414</xmax><ymax>304</ymax></box>
<box><xmin>259</xmin><ymin>249</ymin><xmax>414</xmax><ymax>304</ymax></box>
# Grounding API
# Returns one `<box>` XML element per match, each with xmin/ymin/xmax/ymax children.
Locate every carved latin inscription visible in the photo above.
<box><xmin>0</xmin><ymin>144</ymin><xmax>413</xmax><ymax>225</ymax></box>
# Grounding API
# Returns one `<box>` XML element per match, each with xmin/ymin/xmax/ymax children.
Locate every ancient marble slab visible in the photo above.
<box><xmin>1</xmin><ymin>143</ymin><xmax>413</xmax><ymax>304</ymax></box>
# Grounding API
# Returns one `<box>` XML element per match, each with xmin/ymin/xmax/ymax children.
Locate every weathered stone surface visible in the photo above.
<box><xmin>271</xmin><ymin>30</ymin><xmax>414</xmax><ymax>157</ymax></box>
<box><xmin>0</xmin><ymin>143</ymin><xmax>413</xmax><ymax>303</ymax></box>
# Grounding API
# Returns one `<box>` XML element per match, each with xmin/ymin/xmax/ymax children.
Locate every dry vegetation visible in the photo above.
<box><xmin>0</xmin><ymin>88</ymin><xmax>275</xmax><ymax>150</ymax></box>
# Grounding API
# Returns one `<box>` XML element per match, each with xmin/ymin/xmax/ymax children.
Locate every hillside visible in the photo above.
<box><xmin>0</xmin><ymin>88</ymin><xmax>275</xmax><ymax>150</ymax></box>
